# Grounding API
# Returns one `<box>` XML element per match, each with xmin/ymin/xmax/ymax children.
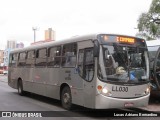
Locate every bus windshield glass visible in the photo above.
<box><xmin>98</xmin><ymin>44</ymin><xmax>149</xmax><ymax>83</ymax></box>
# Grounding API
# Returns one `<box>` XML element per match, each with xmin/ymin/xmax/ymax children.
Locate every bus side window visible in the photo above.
<box><xmin>18</xmin><ymin>52</ymin><xmax>26</xmax><ymax>66</ymax></box>
<box><xmin>10</xmin><ymin>53</ymin><xmax>18</xmax><ymax>67</ymax></box>
<box><xmin>26</xmin><ymin>50</ymin><xmax>35</xmax><ymax>67</ymax></box>
<box><xmin>47</xmin><ymin>46</ymin><xmax>61</xmax><ymax>67</ymax></box>
<box><xmin>62</xmin><ymin>43</ymin><xmax>77</xmax><ymax>67</ymax></box>
<box><xmin>36</xmin><ymin>48</ymin><xmax>47</xmax><ymax>66</ymax></box>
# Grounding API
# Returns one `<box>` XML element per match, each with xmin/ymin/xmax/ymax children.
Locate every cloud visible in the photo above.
<box><xmin>0</xmin><ymin>0</ymin><xmax>152</xmax><ymax>49</ymax></box>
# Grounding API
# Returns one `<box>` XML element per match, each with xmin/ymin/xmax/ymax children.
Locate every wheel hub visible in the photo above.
<box><xmin>63</xmin><ymin>93</ymin><xmax>70</xmax><ymax>104</ymax></box>
<box><xmin>18</xmin><ymin>86</ymin><xmax>21</xmax><ymax>93</ymax></box>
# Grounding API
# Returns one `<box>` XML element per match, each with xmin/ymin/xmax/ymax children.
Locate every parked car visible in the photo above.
<box><xmin>3</xmin><ymin>70</ymin><xmax>8</xmax><ymax>75</ymax></box>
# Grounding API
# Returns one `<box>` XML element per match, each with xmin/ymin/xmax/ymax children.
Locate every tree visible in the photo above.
<box><xmin>137</xmin><ymin>0</ymin><xmax>160</xmax><ymax>40</ymax></box>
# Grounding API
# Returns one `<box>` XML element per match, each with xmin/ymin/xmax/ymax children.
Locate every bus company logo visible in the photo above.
<box><xmin>1</xmin><ymin>112</ymin><xmax>42</xmax><ymax>117</ymax></box>
<box><xmin>2</xmin><ymin>112</ymin><xmax>11</xmax><ymax>117</ymax></box>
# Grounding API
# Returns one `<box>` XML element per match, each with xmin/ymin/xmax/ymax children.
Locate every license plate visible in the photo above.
<box><xmin>124</xmin><ymin>103</ymin><xmax>134</xmax><ymax>107</ymax></box>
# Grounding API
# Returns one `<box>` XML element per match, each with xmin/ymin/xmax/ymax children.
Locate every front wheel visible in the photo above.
<box><xmin>61</xmin><ymin>86</ymin><xmax>72</xmax><ymax>110</ymax></box>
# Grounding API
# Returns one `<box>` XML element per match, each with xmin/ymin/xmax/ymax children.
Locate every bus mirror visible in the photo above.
<box><xmin>93</xmin><ymin>41</ymin><xmax>99</xmax><ymax>57</ymax></box>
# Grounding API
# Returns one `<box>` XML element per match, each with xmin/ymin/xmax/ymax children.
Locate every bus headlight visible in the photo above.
<box><xmin>97</xmin><ymin>85</ymin><xmax>112</xmax><ymax>97</ymax></box>
<box><xmin>102</xmin><ymin>88</ymin><xmax>108</xmax><ymax>94</ymax></box>
<box><xmin>102</xmin><ymin>88</ymin><xmax>112</xmax><ymax>96</ymax></box>
<box><xmin>144</xmin><ymin>87</ymin><xmax>150</xmax><ymax>95</ymax></box>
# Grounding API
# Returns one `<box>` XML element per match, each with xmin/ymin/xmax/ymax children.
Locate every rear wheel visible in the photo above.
<box><xmin>61</xmin><ymin>86</ymin><xmax>72</xmax><ymax>110</ymax></box>
<box><xmin>18</xmin><ymin>80</ymin><xmax>25</xmax><ymax>96</ymax></box>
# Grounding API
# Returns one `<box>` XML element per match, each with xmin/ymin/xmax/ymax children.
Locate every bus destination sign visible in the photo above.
<box><xmin>117</xmin><ymin>37</ymin><xmax>135</xmax><ymax>44</ymax></box>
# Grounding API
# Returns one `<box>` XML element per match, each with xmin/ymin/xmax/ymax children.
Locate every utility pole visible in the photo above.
<box><xmin>32</xmin><ymin>27</ymin><xmax>37</xmax><ymax>43</ymax></box>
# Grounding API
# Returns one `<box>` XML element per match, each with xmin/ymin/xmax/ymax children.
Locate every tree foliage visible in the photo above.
<box><xmin>137</xmin><ymin>0</ymin><xmax>160</xmax><ymax>40</ymax></box>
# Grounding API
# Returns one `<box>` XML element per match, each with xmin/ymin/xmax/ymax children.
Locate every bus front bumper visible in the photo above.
<box><xmin>95</xmin><ymin>94</ymin><xmax>150</xmax><ymax>109</ymax></box>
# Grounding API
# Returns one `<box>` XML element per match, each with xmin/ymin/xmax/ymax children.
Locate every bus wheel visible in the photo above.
<box><xmin>18</xmin><ymin>80</ymin><xmax>25</xmax><ymax>96</ymax></box>
<box><xmin>61</xmin><ymin>86</ymin><xmax>72</xmax><ymax>110</ymax></box>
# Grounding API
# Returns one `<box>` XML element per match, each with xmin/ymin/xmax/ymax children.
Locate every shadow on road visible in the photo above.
<box><xmin>150</xmin><ymin>90</ymin><xmax>160</xmax><ymax>103</ymax></box>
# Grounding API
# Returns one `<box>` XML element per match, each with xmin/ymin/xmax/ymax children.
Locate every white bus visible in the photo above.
<box><xmin>8</xmin><ymin>34</ymin><xmax>150</xmax><ymax>110</ymax></box>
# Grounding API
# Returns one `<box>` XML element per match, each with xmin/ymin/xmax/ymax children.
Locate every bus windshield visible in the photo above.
<box><xmin>98</xmin><ymin>44</ymin><xmax>149</xmax><ymax>83</ymax></box>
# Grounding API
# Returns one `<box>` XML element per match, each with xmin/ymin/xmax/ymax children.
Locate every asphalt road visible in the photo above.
<box><xmin>0</xmin><ymin>75</ymin><xmax>160</xmax><ymax>120</ymax></box>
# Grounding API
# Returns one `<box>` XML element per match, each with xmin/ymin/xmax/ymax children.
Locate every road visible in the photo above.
<box><xmin>0</xmin><ymin>75</ymin><xmax>160</xmax><ymax>120</ymax></box>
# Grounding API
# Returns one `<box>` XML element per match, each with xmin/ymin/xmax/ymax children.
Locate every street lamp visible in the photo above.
<box><xmin>32</xmin><ymin>27</ymin><xmax>37</xmax><ymax>43</ymax></box>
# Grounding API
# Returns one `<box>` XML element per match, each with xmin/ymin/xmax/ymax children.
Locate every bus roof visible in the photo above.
<box><xmin>10</xmin><ymin>33</ymin><xmax>144</xmax><ymax>54</ymax></box>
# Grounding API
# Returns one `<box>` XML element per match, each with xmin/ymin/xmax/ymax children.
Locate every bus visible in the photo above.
<box><xmin>8</xmin><ymin>34</ymin><xmax>150</xmax><ymax>109</ymax></box>
<box><xmin>146</xmin><ymin>40</ymin><xmax>160</xmax><ymax>92</ymax></box>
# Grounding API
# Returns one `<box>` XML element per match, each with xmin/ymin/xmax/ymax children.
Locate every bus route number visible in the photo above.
<box><xmin>112</xmin><ymin>86</ymin><xmax>128</xmax><ymax>92</ymax></box>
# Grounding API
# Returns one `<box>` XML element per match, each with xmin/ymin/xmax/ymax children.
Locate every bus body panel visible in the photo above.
<box><xmin>82</xmin><ymin>74</ymin><xmax>96</xmax><ymax>108</ymax></box>
<box><xmin>45</xmin><ymin>68</ymin><xmax>60</xmax><ymax>99</ymax></box>
<box><xmin>20</xmin><ymin>67</ymin><xmax>34</xmax><ymax>93</ymax></box>
<box><xmin>94</xmin><ymin>79</ymin><xmax>150</xmax><ymax>109</ymax></box>
<box><xmin>59</xmin><ymin>67</ymin><xmax>84</xmax><ymax>106</ymax></box>
<box><xmin>96</xmin><ymin>80</ymin><xmax>150</xmax><ymax>98</ymax></box>
<box><xmin>32</xmin><ymin>67</ymin><xmax>47</xmax><ymax>96</ymax></box>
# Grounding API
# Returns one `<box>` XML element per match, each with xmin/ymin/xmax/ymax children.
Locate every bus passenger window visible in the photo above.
<box><xmin>47</xmin><ymin>46</ymin><xmax>61</xmax><ymax>67</ymax></box>
<box><xmin>62</xmin><ymin>43</ymin><xmax>77</xmax><ymax>67</ymax></box>
<box><xmin>26</xmin><ymin>50</ymin><xmax>35</xmax><ymax>66</ymax></box>
<box><xmin>18</xmin><ymin>52</ymin><xmax>26</xmax><ymax>66</ymax></box>
<box><xmin>36</xmin><ymin>48</ymin><xmax>47</xmax><ymax>66</ymax></box>
<box><xmin>10</xmin><ymin>53</ymin><xmax>18</xmax><ymax>67</ymax></box>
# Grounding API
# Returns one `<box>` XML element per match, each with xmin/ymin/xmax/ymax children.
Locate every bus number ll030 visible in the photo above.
<box><xmin>112</xmin><ymin>86</ymin><xmax>128</xmax><ymax>92</ymax></box>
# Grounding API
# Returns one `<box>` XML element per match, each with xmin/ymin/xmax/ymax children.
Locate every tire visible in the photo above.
<box><xmin>61</xmin><ymin>86</ymin><xmax>72</xmax><ymax>110</ymax></box>
<box><xmin>18</xmin><ymin>80</ymin><xmax>25</xmax><ymax>96</ymax></box>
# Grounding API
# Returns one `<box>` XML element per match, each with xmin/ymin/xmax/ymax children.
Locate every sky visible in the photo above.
<box><xmin>0</xmin><ymin>0</ymin><xmax>152</xmax><ymax>49</ymax></box>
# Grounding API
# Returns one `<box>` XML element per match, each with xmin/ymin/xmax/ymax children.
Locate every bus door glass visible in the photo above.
<box><xmin>78</xmin><ymin>48</ymin><xmax>94</xmax><ymax>81</ymax></box>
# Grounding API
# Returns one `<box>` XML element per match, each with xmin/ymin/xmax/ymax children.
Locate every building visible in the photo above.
<box><xmin>3</xmin><ymin>40</ymin><xmax>17</xmax><ymax>67</ymax></box>
<box><xmin>45</xmin><ymin>28</ymin><xmax>55</xmax><ymax>41</ymax></box>
<box><xmin>0</xmin><ymin>50</ymin><xmax>4</xmax><ymax>66</ymax></box>
<box><xmin>4</xmin><ymin>48</ymin><xmax>11</xmax><ymax>67</ymax></box>
<box><xmin>7</xmin><ymin>40</ymin><xmax>16</xmax><ymax>49</ymax></box>
<box><xmin>16</xmin><ymin>42</ymin><xmax>24</xmax><ymax>48</ymax></box>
